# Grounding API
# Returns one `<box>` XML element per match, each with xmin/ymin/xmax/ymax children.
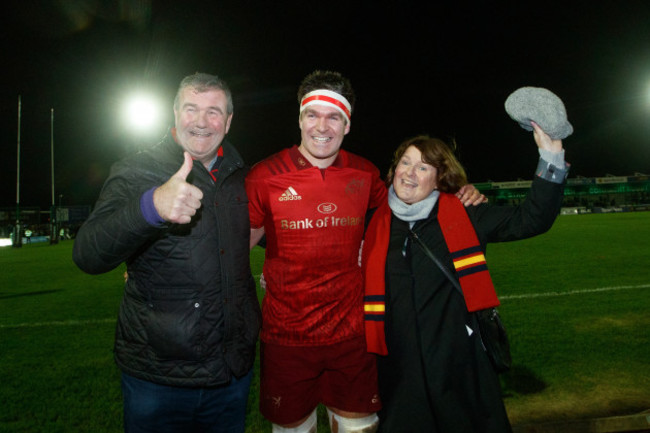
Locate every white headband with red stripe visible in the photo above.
<box><xmin>300</xmin><ymin>89</ymin><xmax>352</xmax><ymax>124</ymax></box>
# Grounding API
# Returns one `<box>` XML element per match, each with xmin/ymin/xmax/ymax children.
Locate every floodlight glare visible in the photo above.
<box><xmin>123</xmin><ymin>93</ymin><xmax>161</xmax><ymax>133</ymax></box>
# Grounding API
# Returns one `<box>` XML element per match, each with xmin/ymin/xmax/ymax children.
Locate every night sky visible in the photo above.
<box><xmin>2</xmin><ymin>1</ymin><xmax>650</xmax><ymax>210</ymax></box>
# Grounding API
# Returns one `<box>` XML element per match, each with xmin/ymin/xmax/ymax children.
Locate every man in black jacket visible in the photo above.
<box><xmin>73</xmin><ymin>73</ymin><xmax>261</xmax><ymax>433</ymax></box>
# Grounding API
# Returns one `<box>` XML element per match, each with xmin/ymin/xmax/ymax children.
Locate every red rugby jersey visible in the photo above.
<box><xmin>246</xmin><ymin>146</ymin><xmax>387</xmax><ymax>346</ymax></box>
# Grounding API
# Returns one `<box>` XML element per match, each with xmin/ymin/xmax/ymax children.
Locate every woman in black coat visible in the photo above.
<box><xmin>362</xmin><ymin>122</ymin><xmax>568</xmax><ymax>432</ymax></box>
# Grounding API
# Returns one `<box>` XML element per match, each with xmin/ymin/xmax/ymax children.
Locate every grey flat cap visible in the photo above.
<box><xmin>505</xmin><ymin>87</ymin><xmax>573</xmax><ymax>139</ymax></box>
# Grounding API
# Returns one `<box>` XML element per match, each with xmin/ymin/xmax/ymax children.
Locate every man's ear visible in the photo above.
<box><xmin>344</xmin><ymin>120</ymin><xmax>351</xmax><ymax>135</ymax></box>
<box><xmin>225</xmin><ymin>113</ymin><xmax>233</xmax><ymax>134</ymax></box>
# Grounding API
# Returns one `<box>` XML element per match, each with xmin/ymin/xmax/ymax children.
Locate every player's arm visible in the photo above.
<box><xmin>245</xmin><ymin>169</ymin><xmax>268</xmax><ymax>250</ymax></box>
<box><xmin>250</xmin><ymin>227</ymin><xmax>265</xmax><ymax>250</ymax></box>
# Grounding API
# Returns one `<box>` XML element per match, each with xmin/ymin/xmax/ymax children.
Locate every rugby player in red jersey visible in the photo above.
<box><xmin>245</xmin><ymin>70</ymin><xmax>483</xmax><ymax>433</ymax></box>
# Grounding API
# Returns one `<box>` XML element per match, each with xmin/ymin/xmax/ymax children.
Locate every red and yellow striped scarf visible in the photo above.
<box><xmin>363</xmin><ymin>193</ymin><xmax>499</xmax><ymax>355</ymax></box>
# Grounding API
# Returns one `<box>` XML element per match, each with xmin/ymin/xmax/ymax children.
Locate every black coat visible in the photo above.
<box><xmin>73</xmin><ymin>134</ymin><xmax>261</xmax><ymax>387</ymax></box>
<box><xmin>378</xmin><ymin>176</ymin><xmax>565</xmax><ymax>433</ymax></box>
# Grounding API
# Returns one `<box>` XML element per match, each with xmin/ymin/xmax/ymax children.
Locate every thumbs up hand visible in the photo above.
<box><xmin>153</xmin><ymin>152</ymin><xmax>204</xmax><ymax>224</ymax></box>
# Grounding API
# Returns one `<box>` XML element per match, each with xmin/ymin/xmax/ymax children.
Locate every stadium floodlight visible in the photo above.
<box><xmin>122</xmin><ymin>92</ymin><xmax>163</xmax><ymax>134</ymax></box>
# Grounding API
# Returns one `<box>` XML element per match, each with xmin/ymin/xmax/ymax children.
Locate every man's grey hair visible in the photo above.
<box><xmin>173</xmin><ymin>72</ymin><xmax>233</xmax><ymax>114</ymax></box>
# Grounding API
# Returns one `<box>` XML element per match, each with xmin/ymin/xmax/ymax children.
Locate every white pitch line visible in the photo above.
<box><xmin>500</xmin><ymin>283</ymin><xmax>650</xmax><ymax>300</ymax></box>
<box><xmin>0</xmin><ymin>318</ymin><xmax>115</xmax><ymax>329</ymax></box>
<box><xmin>2</xmin><ymin>284</ymin><xmax>648</xmax><ymax>328</ymax></box>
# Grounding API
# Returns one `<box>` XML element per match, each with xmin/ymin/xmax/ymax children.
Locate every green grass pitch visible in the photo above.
<box><xmin>1</xmin><ymin>212</ymin><xmax>648</xmax><ymax>432</ymax></box>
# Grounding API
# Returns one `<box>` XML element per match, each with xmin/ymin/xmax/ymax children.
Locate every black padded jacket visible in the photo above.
<box><xmin>73</xmin><ymin>134</ymin><xmax>261</xmax><ymax>387</ymax></box>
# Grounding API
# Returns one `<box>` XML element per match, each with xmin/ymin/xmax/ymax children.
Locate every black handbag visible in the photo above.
<box><xmin>409</xmin><ymin>230</ymin><xmax>512</xmax><ymax>374</ymax></box>
<box><xmin>474</xmin><ymin>307</ymin><xmax>511</xmax><ymax>373</ymax></box>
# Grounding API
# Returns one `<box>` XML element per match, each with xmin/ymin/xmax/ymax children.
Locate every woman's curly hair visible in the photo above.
<box><xmin>386</xmin><ymin>135</ymin><xmax>467</xmax><ymax>193</ymax></box>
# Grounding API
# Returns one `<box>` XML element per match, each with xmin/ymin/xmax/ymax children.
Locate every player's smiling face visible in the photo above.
<box><xmin>298</xmin><ymin>104</ymin><xmax>350</xmax><ymax>168</ymax></box>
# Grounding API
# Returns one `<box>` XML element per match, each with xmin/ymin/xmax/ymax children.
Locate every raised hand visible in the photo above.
<box><xmin>531</xmin><ymin>121</ymin><xmax>563</xmax><ymax>153</ymax></box>
<box><xmin>153</xmin><ymin>152</ymin><xmax>204</xmax><ymax>224</ymax></box>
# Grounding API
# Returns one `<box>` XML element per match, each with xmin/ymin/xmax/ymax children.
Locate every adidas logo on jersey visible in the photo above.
<box><xmin>278</xmin><ymin>186</ymin><xmax>302</xmax><ymax>201</ymax></box>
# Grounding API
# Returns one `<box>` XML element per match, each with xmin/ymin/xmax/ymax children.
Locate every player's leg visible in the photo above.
<box><xmin>326</xmin><ymin>408</ymin><xmax>378</xmax><ymax>433</ymax></box>
<box><xmin>321</xmin><ymin>337</ymin><xmax>382</xmax><ymax>433</ymax></box>
<box><xmin>271</xmin><ymin>409</ymin><xmax>317</xmax><ymax>433</ymax></box>
<box><xmin>259</xmin><ymin>342</ymin><xmax>321</xmax><ymax>431</ymax></box>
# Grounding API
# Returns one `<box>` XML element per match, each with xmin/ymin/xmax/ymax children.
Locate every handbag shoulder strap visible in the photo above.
<box><xmin>412</xmin><ymin>194</ymin><xmax>500</xmax><ymax>312</ymax></box>
<box><xmin>409</xmin><ymin>229</ymin><xmax>463</xmax><ymax>296</ymax></box>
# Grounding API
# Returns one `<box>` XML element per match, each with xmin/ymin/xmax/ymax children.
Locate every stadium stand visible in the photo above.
<box><xmin>475</xmin><ymin>174</ymin><xmax>650</xmax><ymax>214</ymax></box>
